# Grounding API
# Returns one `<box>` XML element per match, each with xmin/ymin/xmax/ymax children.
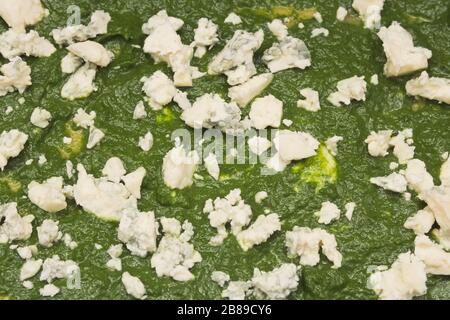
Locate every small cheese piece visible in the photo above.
<box><xmin>314</xmin><ymin>201</ymin><xmax>341</xmax><ymax>225</ymax></box>
<box><xmin>133</xmin><ymin>101</ymin><xmax>147</xmax><ymax>119</ymax></box>
<box><xmin>122</xmin><ymin>167</ymin><xmax>146</xmax><ymax>199</ymax></box>
<box><xmin>20</xmin><ymin>259</ymin><xmax>42</xmax><ymax>281</ymax></box>
<box><xmin>138</xmin><ymin>132</ymin><xmax>154</xmax><ymax>152</ymax></box>
<box><xmin>311</xmin><ymin>28</ymin><xmax>329</xmax><ymax>38</ymax></box>
<box><xmin>370</xmin><ymin>172</ymin><xmax>408</xmax><ymax>193</ymax></box>
<box><xmin>236</xmin><ymin>213</ymin><xmax>281</xmax><ymax>251</ymax></box>
<box><xmin>421</xmin><ymin>187</ymin><xmax>450</xmax><ymax>236</ymax></box>
<box><xmin>211</xmin><ymin>271</ymin><xmax>230</xmax><ymax>287</ymax></box>
<box><xmin>267</xmin><ymin>19</ymin><xmax>288</xmax><ymax>40</ymax></box>
<box><xmin>336</xmin><ymin>7</ymin><xmax>348</xmax><ymax>21</ymax></box>
<box><xmin>61</xmin><ymin>63</ymin><xmax>97</xmax><ymax>100</ymax></box>
<box><xmin>40</xmin><ymin>284</ymin><xmax>60</xmax><ymax>297</ymax></box>
<box><xmin>377</xmin><ymin>22</ymin><xmax>432</xmax><ymax>77</ymax></box>
<box><xmin>228</xmin><ymin>73</ymin><xmax>274</xmax><ymax>108</ymax></box>
<box><xmin>27</xmin><ymin>176</ymin><xmax>67</xmax><ymax>213</ymax></box>
<box><xmin>0</xmin><ymin>202</ymin><xmax>34</xmax><ymax>244</ymax></box>
<box><xmin>222</xmin><ymin>281</ymin><xmax>252</xmax><ymax>300</ymax></box>
<box><xmin>251</xmin><ymin>263</ymin><xmax>299</xmax><ymax>300</ymax></box>
<box><xmin>262</xmin><ymin>36</ymin><xmax>311</xmax><ymax>73</ymax></box>
<box><xmin>313</xmin><ymin>12</ymin><xmax>323</xmax><ymax>23</ymax></box>
<box><xmin>37</xmin><ymin>219</ymin><xmax>62</xmax><ymax>247</ymax></box>
<box><xmin>414</xmin><ymin>235</ymin><xmax>450</xmax><ymax>275</ymax></box>
<box><xmin>405</xmin><ymin>71</ymin><xmax>450</xmax><ymax>105</ymax></box>
<box><xmin>248</xmin><ymin>136</ymin><xmax>271</xmax><ymax>156</ymax></box>
<box><xmin>365</xmin><ymin>130</ymin><xmax>392</xmax><ymax>157</ymax></box>
<box><xmin>0</xmin><ymin>0</ymin><xmax>47</xmax><ymax>31</ymax></box>
<box><xmin>40</xmin><ymin>255</ymin><xmax>79</xmax><ymax>283</ymax></box>
<box><xmin>297</xmin><ymin>88</ymin><xmax>320</xmax><ymax>112</ymax></box>
<box><xmin>67</xmin><ymin>41</ymin><xmax>113</xmax><ymax>67</ymax></box>
<box><xmin>224</xmin><ymin>13</ymin><xmax>242</xmax><ymax>25</ymax></box>
<box><xmin>254</xmin><ymin>191</ymin><xmax>268</xmax><ymax>204</ymax></box>
<box><xmin>141</xmin><ymin>71</ymin><xmax>176</xmax><ymax>110</ymax></box>
<box><xmin>122</xmin><ymin>272</ymin><xmax>146</xmax><ymax>299</ymax></box>
<box><xmin>162</xmin><ymin>145</ymin><xmax>199</xmax><ymax>189</ymax></box>
<box><xmin>274</xmin><ymin>130</ymin><xmax>320</xmax><ymax>162</ymax></box>
<box><xmin>102</xmin><ymin>157</ymin><xmax>126</xmax><ymax>183</ymax></box>
<box><xmin>389</xmin><ymin>129</ymin><xmax>415</xmax><ymax>164</ymax></box>
<box><xmin>61</xmin><ymin>53</ymin><xmax>83</xmax><ymax>74</ymax></box>
<box><xmin>345</xmin><ymin>202</ymin><xmax>356</xmax><ymax>221</ymax></box>
<box><xmin>0</xmin><ymin>128</ymin><xmax>28</xmax><ymax>170</ymax></box>
<box><xmin>193</xmin><ymin>18</ymin><xmax>218</xmax><ymax>58</ymax></box>
<box><xmin>368</xmin><ymin>251</ymin><xmax>427</xmax><ymax>300</ymax></box>
<box><xmin>73</xmin><ymin>108</ymin><xmax>96</xmax><ymax>128</ymax></box>
<box><xmin>404</xmin><ymin>207</ymin><xmax>435</xmax><ymax>235</ymax></box>
<box><xmin>30</xmin><ymin>107</ymin><xmax>51</xmax><ymax>128</ymax></box>
<box><xmin>249</xmin><ymin>95</ymin><xmax>283</xmax><ymax>129</ymax></box>
<box><xmin>86</xmin><ymin>126</ymin><xmax>105</xmax><ymax>149</ymax></box>
<box><xmin>0</xmin><ymin>57</ymin><xmax>32</xmax><ymax>97</ymax></box>
<box><xmin>16</xmin><ymin>245</ymin><xmax>38</xmax><ymax>260</ymax></box>
<box><xmin>0</xmin><ymin>29</ymin><xmax>55</xmax><ymax>59</ymax></box>
<box><xmin>404</xmin><ymin>159</ymin><xmax>434</xmax><ymax>194</ymax></box>
<box><xmin>370</xmin><ymin>74</ymin><xmax>379</xmax><ymax>85</ymax></box>
<box><xmin>118</xmin><ymin>208</ymin><xmax>158</xmax><ymax>257</ymax></box>
<box><xmin>286</xmin><ymin>227</ymin><xmax>342</xmax><ymax>268</ymax></box>
<box><xmin>204</xmin><ymin>153</ymin><xmax>220</xmax><ymax>180</ymax></box>
<box><xmin>328</xmin><ymin>76</ymin><xmax>367</xmax><ymax>107</ymax></box>
<box><xmin>325</xmin><ymin>136</ymin><xmax>343</xmax><ymax>156</ymax></box>
<box><xmin>352</xmin><ymin>0</ymin><xmax>385</xmax><ymax>29</ymax></box>
<box><xmin>208</xmin><ymin>29</ymin><xmax>264</xmax><ymax>85</ymax></box>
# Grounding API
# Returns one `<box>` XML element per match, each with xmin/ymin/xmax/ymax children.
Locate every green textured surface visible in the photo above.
<box><xmin>0</xmin><ymin>0</ymin><xmax>449</xmax><ymax>299</ymax></box>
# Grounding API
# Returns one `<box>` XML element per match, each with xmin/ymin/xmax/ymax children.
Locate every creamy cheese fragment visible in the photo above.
<box><xmin>27</xmin><ymin>177</ymin><xmax>67</xmax><ymax>213</ymax></box>
<box><xmin>345</xmin><ymin>202</ymin><xmax>356</xmax><ymax>220</ymax></box>
<box><xmin>102</xmin><ymin>157</ymin><xmax>126</xmax><ymax>183</ymax></box>
<box><xmin>336</xmin><ymin>7</ymin><xmax>348</xmax><ymax>21</ymax></box>
<box><xmin>228</xmin><ymin>73</ymin><xmax>274</xmax><ymax>107</ymax></box>
<box><xmin>404</xmin><ymin>207</ymin><xmax>435</xmax><ymax>235</ymax></box>
<box><xmin>368</xmin><ymin>252</ymin><xmax>427</xmax><ymax>300</ymax></box>
<box><xmin>311</xmin><ymin>28</ymin><xmax>329</xmax><ymax>38</ymax></box>
<box><xmin>0</xmin><ymin>0</ymin><xmax>47</xmax><ymax>31</ymax></box>
<box><xmin>73</xmin><ymin>108</ymin><xmax>96</xmax><ymax>128</ymax></box>
<box><xmin>122</xmin><ymin>167</ymin><xmax>146</xmax><ymax>199</ymax></box>
<box><xmin>40</xmin><ymin>284</ymin><xmax>60</xmax><ymax>297</ymax></box>
<box><xmin>151</xmin><ymin>219</ymin><xmax>202</xmax><ymax>282</ymax></box>
<box><xmin>370</xmin><ymin>172</ymin><xmax>408</xmax><ymax>193</ymax></box>
<box><xmin>52</xmin><ymin>10</ymin><xmax>111</xmax><ymax>45</ymax></box>
<box><xmin>404</xmin><ymin>159</ymin><xmax>434</xmax><ymax>194</ymax></box>
<box><xmin>118</xmin><ymin>208</ymin><xmax>158</xmax><ymax>257</ymax></box>
<box><xmin>211</xmin><ymin>271</ymin><xmax>230</xmax><ymax>287</ymax></box>
<box><xmin>0</xmin><ymin>29</ymin><xmax>55</xmax><ymax>59</ymax></box>
<box><xmin>249</xmin><ymin>95</ymin><xmax>283</xmax><ymax>129</ymax></box>
<box><xmin>414</xmin><ymin>235</ymin><xmax>450</xmax><ymax>275</ymax></box>
<box><xmin>133</xmin><ymin>101</ymin><xmax>147</xmax><ymax>119</ymax></box>
<box><xmin>224</xmin><ymin>13</ymin><xmax>242</xmax><ymax>25</ymax></box>
<box><xmin>86</xmin><ymin>126</ymin><xmax>105</xmax><ymax>149</ymax></box>
<box><xmin>208</xmin><ymin>29</ymin><xmax>264</xmax><ymax>85</ymax></box>
<box><xmin>236</xmin><ymin>213</ymin><xmax>281</xmax><ymax>251</ymax></box>
<box><xmin>297</xmin><ymin>88</ymin><xmax>320</xmax><ymax>112</ymax></box>
<box><xmin>222</xmin><ymin>281</ymin><xmax>252</xmax><ymax>300</ymax></box>
<box><xmin>365</xmin><ymin>130</ymin><xmax>392</xmax><ymax>157</ymax></box>
<box><xmin>254</xmin><ymin>191</ymin><xmax>268</xmax><ymax>204</ymax></box>
<box><xmin>67</xmin><ymin>41</ymin><xmax>113</xmax><ymax>67</ymax></box>
<box><xmin>0</xmin><ymin>57</ymin><xmax>32</xmax><ymax>96</ymax></box>
<box><xmin>40</xmin><ymin>255</ymin><xmax>79</xmax><ymax>283</ymax></box>
<box><xmin>327</xmin><ymin>76</ymin><xmax>367</xmax><ymax>107</ymax></box>
<box><xmin>141</xmin><ymin>71</ymin><xmax>177</xmax><ymax>110</ymax></box>
<box><xmin>251</xmin><ymin>264</ymin><xmax>299</xmax><ymax>300</ymax></box>
<box><xmin>61</xmin><ymin>63</ymin><xmax>97</xmax><ymax>100</ymax></box>
<box><xmin>377</xmin><ymin>22</ymin><xmax>432</xmax><ymax>77</ymax></box>
<box><xmin>406</xmin><ymin>71</ymin><xmax>450</xmax><ymax>105</ymax></box>
<box><xmin>0</xmin><ymin>128</ymin><xmax>28</xmax><ymax>170</ymax></box>
<box><xmin>274</xmin><ymin>130</ymin><xmax>320</xmax><ymax>163</ymax></box>
<box><xmin>248</xmin><ymin>136</ymin><xmax>271</xmax><ymax>156</ymax></box>
<box><xmin>204</xmin><ymin>153</ymin><xmax>220</xmax><ymax>180</ymax></box>
<box><xmin>162</xmin><ymin>145</ymin><xmax>199</xmax><ymax>190</ymax></box>
<box><xmin>138</xmin><ymin>132</ymin><xmax>154</xmax><ymax>152</ymax></box>
<box><xmin>352</xmin><ymin>0</ymin><xmax>384</xmax><ymax>29</ymax></box>
<box><xmin>203</xmin><ymin>189</ymin><xmax>252</xmax><ymax>246</ymax></box>
<box><xmin>61</xmin><ymin>53</ymin><xmax>83</xmax><ymax>74</ymax></box>
<box><xmin>262</xmin><ymin>36</ymin><xmax>311</xmax><ymax>73</ymax></box>
<box><xmin>0</xmin><ymin>202</ymin><xmax>34</xmax><ymax>244</ymax></box>
<box><xmin>37</xmin><ymin>219</ymin><xmax>62</xmax><ymax>247</ymax></box>
<box><xmin>421</xmin><ymin>187</ymin><xmax>450</xmax><ymax>240</ymax></box>
<box><xmin>314</xmin><ymin>201</ymin><xmax>341</xmax><ymax>224</ymax></box>
<box><xmin>267</xmin><ymin>19</ymin><xmax>288</xmax><ymax>40</ymax></box>
<box><xmin>193</xmin><ymin>18</ymin><xmax>218</xmax><ymax>58</ymax></box>
<box><xmin>30</xmin><ymin>107</ymin><xmax>51</xmax><ymax>128</ymax></box>
<box><xmin>286</xmin><ymin>227</ymin><xmax>342</xmax><ymax>268</ymax></box>
<box><xmin>389</xmin><ymin>129</ymin><xmax>415</xmax><ymax>164</ymax></box>
<box><xmin>122</xmin><ymin>272</ymin><xmax>146</xmax><ymax>299</ymax></box>
<box><xmin>20</xmin><ymin>259</ymin><xmax>42</xmax><ymax>281</ymax></box>
<box><xmin>325</xmin><ymin>136</ymin><xmax>343</xmax><ymax>156</ymax></box>
<box><xmin>441</xmin><ymin>157</ymin><xmax>450</xmax><ymax>187</ymax></box>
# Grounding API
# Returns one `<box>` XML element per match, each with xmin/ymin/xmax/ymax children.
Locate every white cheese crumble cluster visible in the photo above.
<box><xmin>150</xmin><ymin>218</ymin><xmax>202</xmax><ymax>282</ymax></box>
<box><xmin>249</xmin><ymin>95</ymin><xmax>283</xmax><ymax>129</ymax></box>
<box><xmin>297</xmin><ymin>88</ymin><xmax>321</xmax><ymax>112</ymax></box>
<box><xmin>236</xmin><ymin>213</ymin><xmax>281</xmax><ymax>251</ymax></box>
<box><xmin>0</xmin><ymin>57</ymin><xmax>32</xmax><ymax>97</ymax></box>
<box><xmin>27</xmin><ymin>176</ymin><xmax>67</xmax><ymax>213</ymax></box>
<box><xmin>327</xmin><ymin>75</ymin><xmax>367</xmax><ymax>107</ymax></box>
<box><xmin>262</xmin><ymin>36</ymin><xmax>311</xmax><ymax>73</ymax></box>
<box><xmin>0</xmin><ymin>0</ymin><xmax>47</xmax><ymax>31</ymax></box>
<box><xmin>73</xmin><ymin>158</ymin><xmax>146</xmax><ymax>221</ymax></box>
<box><xmin>352</xmin><ymin>0</ymin><xmax>385</xmax><ymax>30</ymax></box>
<box><xmin>141</xmin><ymin>70</ymin><xmax>177</xmax><ymax>111</ymax></box>
<box><xmin>37</xmin><ymin>219</ymin><xmax>62</xmax><ymax>247</ymax></box>
<box><xmin>314</xmin><ymin>201</ymin><xmax>341</xmax><ymax>225</ymax></box>
<box><xmin>0</xmin><ymin>29</ymin><xmax>55</xmax><ymax>59</ymax></box>
<box><xmin>228</xmin><ymin>73</ymin><xmax>274</xmax><ymax>107</ymax></box>
<box><xmin>365</xmin><ymin>129</ymin><xmax>415</xmax><ymax>163</ymax></box>
<box><xmin>30</xmin><ymin>107</ymin><xmax>51</xmax><ymax>128</ymax></box>
<box><xmin>0</xmin><ymin>128</ymin><xmax>28</xmax><ymax>170</ymax></box>
<box><xmin>192</xmin><ymin>18</ymin><xmax>219</xmax><ymax>58</ymax></box>
<box><xmin>162</xmin><ymin>145</ymin><xmax>199</xmax><ymax>189</ymax></box>
<box><xmin>406</xmin><ymin>71</ymin><xmax>450</xmax><ymax>105</ymax></box>
<box><xmin>0</xmin><ymin>202</ymin><xmax>34</xmax><ymax>244</ymax></box>
<box><xmin>377</xmin><ymin>21</ymin><xmax>432</xmax><ymax>77</ymax></box>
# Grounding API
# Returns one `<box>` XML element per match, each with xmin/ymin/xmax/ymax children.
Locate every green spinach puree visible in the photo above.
<box><xmin>0</xmin><ymin>0</ymin><xmax>449</xmax><ymax>299</ymax></box>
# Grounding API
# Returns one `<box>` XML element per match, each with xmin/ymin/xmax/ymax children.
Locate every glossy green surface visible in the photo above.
<box><xmin>0</xmin><ymin>0</ymin><xmax>449</xmax><ymax>299</ymax></box>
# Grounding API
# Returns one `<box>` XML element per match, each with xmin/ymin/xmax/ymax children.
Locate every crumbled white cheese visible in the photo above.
<box><xmin>421</xmin><ymin>187</ymin><xmax>450</xmax><ymax>241</ymax></box>
<box><xmin>0</xmin><ymin>29</ymin><xmax>55</xmax><ymax>59</ymax></box>
<box><xmin>22</xmin><ymin>281</ymin><xmax>33</xmax><ymax>289</ymax></box>
<box><xmin>211</xmin><ymin>271</ymin><xmax>230</xmax><ymax>287</ymax></box>
<box><xmin>204</xmin><ymin>153</ymin><xmax>220</xmax><ymax>180</ymax></box>
<box><xmin>208</xmin><ymin>29</ymin><xmax>264</xmax><ymax>85</ymax></box>
<box><xmin>0</xmin><ymin>128</ymin><xmax>28</xmax><ymax>170</ymax></box>
<box><xmin>249</xmin><ymin>95</ymin><xmax>283</xmax><ymax>129</ymax></box>
<box><xmin>0</xmin><ymin>0</ymin><xmax>47</xmax><ymax>31</ymax></box>
<box><xmin>377</xmin><ymin>21</ymin><xmax>432</xmax><ymax>77</ymax></box>
<box><xmin>20</xmin><ymin>259</ymin><xmax>42</xmax><ymax>281</ymax></box>
<box><xmin>282</xmin><ymin>119</ymin><xmax>293</xmax><ymax>127</ymax></box>
<box><xmin>228</xmin><ymin>73</ymin><xmax>274</xmax><ymax>108</ymax></box>
<box><xmin>336</xmin><ymin>7</ymin><xmax>348</xmax><ymax>21</ymax></box>
<box><xmin>63</xmin><ymin>137</ymin><xmax>72</xmax><ymax>144</ymax></box>
<box><xmin>405</xmin><ymin>71</ymin><xmax>450</xmax><ymax>105</ymax></box>
<box><xmin>254</xmin><ymin>191</ymin><xmax>268</xmax><ymax>204</ymax></box>
<box><xmin>61</xmin><ymin>62</ymin><xmax>97</xmax><ymax>100</ymax></box>
<box><xmin>236</xmin><ymin>213</ymin><xmax>281</xmax><ymax>251</ymax></box>
<box><xmin>193</xmin><ymin>18</ymin><xmax>218</xmax><ymax>58</ymax></box>
<box><xmin>122</xmin><ymin>272</ymin><xmax>146</xmax><ymax>299</ymax></box>
<box><xmin>274</xmin><ymin>130</ymin><xmax>320</xmax><ymax>162</ymax></box>
<box><xmin>286</xmin><ymin>227</ymin><xmax>342</xmax><ymax>268</ymax></box>
<box><xmin>138</xmin><ymin>132</ymin><xmax>154</xmax><ymax>152</ymax></box>
<box><xmin>65</xmin><ymin>160</ymin><xmax>74</xmax><ymax>179</ymax></box>
<box><xmin>118</xmin><ymin>207</ymin><xmax>158</xmax><ymax>257</ymax></box>
<box><xmin>37</xmin><ymin>219</ymin><xmax>62</xmax><ymax>247</ymax></box>
<box><xmin>248</xmin><ymin>136</ymin><xmax>271</xmax><ymax>156</ymax></box>
<box><xmin>30</xmin><ymin>107</ymin><xmax>51</xmax><ymax>128</ymax></box>
<box><xmin>151</xmin><ymin>219</ymin><xmax>202</xmax><ymax>281</ymax></box>
<box><xmin>67</xmin><ymin>41</ymin><xmax>113</xmax><ymax>67</ymax></box>
<box><xmin>141</xmin><ymin>71</ymin><xmax>176</xmax><ymax>110</ymax></box>
<box><xmin>16</xmin><ymin>245</ymin><xmax>38</xmax><ymax>260</ymax></box>
<box><xmin>352</xmin><ymin>0</ymin><xmax>385</xmax><ymax>29</ymax></box>
<box><xmin>314</xmin><ymin>201</ymin><xmax>341</xmax><ymax>224</ymax></box>
<box><xmin>262</xmin><ymin>36</ymin><xmax>311</xmax><ymax>73</ymax></box>
<box><xmin>122</xmin><ymin>167</ymin><xmax>146</xmax><ymax>199</ymax></box>
<box><xmin>325</xmin><ymin>136</ymin><xmax>343</xmax><ymax>156</ymax></box>
<box><xmin>61</xmin><ymin>53</ymin><xmax>83</xmax><ymax>74</ymax></box>
<box><xmin>162</xmin><ymin>145</ymin><xmax>199</xmax><ymax>189</ymax></box>
<box><xmin>173</xmin><ymin>89</ymin><xmax>191</xmax><ymax>110</ymax></box>
<box><xmin>311</xmin><ymin>28</ymin><xmax>329</xmax><ymax>38</ymax></box>
<box><xmin>40</xmin><ymin>255</ymin><xmax>79</xmax><ymax>283</ymax></box>
<box><xmin>327</xmin><ymin>75</ymin><xmax>367</xmax><ymax>107</ymax></box>
<box><xmin>40</xmin><ymin>283</ymin><xmax>60</xmax><ymax>297</ymax></box>
<box><xmin>298</xmin><ymin>23</ymin><xmax>305</xmax><ymax>29</ymax></box>
<box><xmin>102</xmin><ymin>157</ymin><xmax>126</xmax><ymax>183</ymax></box>
<box><xmin>370</xmin><ymin>172</ymin><xmax>408</xmax><ymax>193</ymax></box>
<box><xmin>404</xmin><ymin>207</ymin><xmax>435</xmax><ymax>235</ymax></box>
<box><xmin>404</xmin><ymin>159</ymin><xmax>434</xmax><ymax>194</ymax></box>
<box><xmin>441</xmin><ymin>156</ymin><xmax>450</xmax><ymax>187</ymax></box>
<box><xmin>345</xmin><ymin>202</ymin><xmax>356</xmax><ymax>221</ymax></box>
<box><xmin>313</xmin><ymin>12</ymin><xmax>323</xmax><ymax>23</ymax></box>
<box><xmin>251</xmin><ymin>263</ymin><xmax>299</xmax><ymax>300</ymax></box>
<box><xmin>370</xmin><ymin>74</ymin><xmax>379</xmax><ymax>85</ymax></box>
<box><xmin>267</xmin><ymin>19</ymin><xmax>288</xmax><ymax>40</ymax></box>
<box><xmin>63</xmin><ymin>233</ymin><xmax>78</xmax><ymax>250</ymax></box>
<box><xmin>0</xmin><ymin>57</ymin><xmax>32</xmax><ymax>97</ymax></box>
<box><xmin>415</xmin><ymin>235</ymin><xmax>450</xmax><ymax>275</ymax></box>
<box><xmin>86</xmin><ymin>126</ymin><xmax>105</xmax><ymax>149</ymax></box>
<box><xmin>368</xmin><ymin>251</ymin><xmax>427</xmax><ymax>300</ymax></box>
<box><xmin>51</xmin><ymin>10</ymin><xmax>111</xmax><ymax>45</ymax></box>
<box><xmin>224</xmin><ymin>12</ymin><xmax>242</xmax><ymax>25</ymax></box>
<box><xmin>133</xmin><ymin>101</ymin><xmax>147</xmax><ymax>119</ymax></box>
<box><xmin>0</xmin><ymin>202</ymin><xmax>34</xmax><ymax>244</ymax></box>
<box><xmin>27</xmin><ymin>176</ymin><xmax>67</xmax><ymax>213</ymax></box>
<box><xmin>297</xmin><ymin>88</ymin><xmax>321</xmax><ymax>112</ymax></box>
<box><xmin>365</xmin><ymin>130</ymin><xmax>392</xmax><ymax>157</ymax></box>
<box><xmin>73</xmin><ymin>108</ymin><xmax>96</xmax><ymax>128</ymax></box>
<box><xmin>389</xmin><ymin>129</ymin><xmax>415</xmax><ymax>164</ymax></box>
<box><xmin>222</xmin><ymin>281</ymin><xmax>252</xmax><ymax>300</ymax></box>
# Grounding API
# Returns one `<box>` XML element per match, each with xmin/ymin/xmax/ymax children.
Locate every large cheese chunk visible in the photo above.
<box><xmin>364</xmin><ymin>130</ymin><xmax>392</xmax><ymax>157</ymax></box>
<box><xmin>262</xmin><ymin>36</ymin><xmax>311</xmax><ymax>73</ymax></box>
<box><xmin>67</xmin><ymin>41</ymin><xmax>113</xmax><ymax>67</ymax></box>
<box><xmin>0</xmin><ymin>202</ymin><xmax>34</xmax><ymax>244</ymax></box>
<box><xmin>251</xmin><ymin>263</ymin><xmax>299</xmax><ymax>300</ymax></box>
<box><xmin>249</xmin><ymin>95</ymin><xmax>283</xmax><ymax>129</ymax></box>
<box><xmin>162</xmin><ymin>145</ymin><xmax>199</xmax><ymax>189</ymax></box>
<box><xmin>0</xmin><ymin>129</ymin><xmax>28</xmax><ymax>170</ymax></box>
<box><xmin>406</xmin><ymin>71</ymin><xmax>450</xmax><ymax>105</ymax></box>
<box><xmin>327</xmin><ymin>76</ymin><xmax>367</xmax><ymax>107</ymax></box>
<box><xmin>0</xmin><ymin>0</ymin><xmax>47</xmax><ymax>31</ymax></box>
<box><xmin>0</xmin><ymin>57</ymin><xmax>32</xmax><ymax>97</ymax></box>
<box><xmin>274</xmin><ymin>130</ymin><xmax>320</xmax><ymax>162</ymax></box>
<box><xmin>236</xmin><ymin>213</ymin><xmax>281</xmax><ymax>251</ymax></box>
<box><xmin>0</xmin><ymin>29</ymin><xmax>55</xmax><ymax>59</ymax></box>
<box><xmin>141</xmin><ymin>71</ymin><xmax>177</xmax><ymax>110</ymax></box>
<box><xmin>208</xmin><ymin>29</ymin><xmax>264</xmax><ymax>85</ymax></box>
<box><xmin>314</xmin><ymin>201</ymin><xmax>341</xmax><ymax>224</ymax></box>
<box><xmin>122</xmin><ymin>272</ymin><xmax>146</xmax><ymax>299</ymax></box>
<box><xmin>61</xmin><ymin>63</ymin><xmax>97</xmax><ymax>100</ymax></box>
<box><xmin>193</xmin><ymin>18</ymin><xmax>218</xmax><ymax>58</ymax></box>
<box><xmin>27</xmin><ymin>177</ymin><xmax>67</xmax><ymax>213</ymax></box>
<box><xmin>414</xmin><ymin>235</ymin><xmax>450</xmax><ymax>275</ymax></box>
<box><xmin>352</xmin><ymin>0</ymin><xmax>385</xmax><ymax>29</ymax></box>
<box><xmin>404</xmin><ymin>159</ymin><xmax>434</xmax><ymax>194</ymax></box>
<box><xmin>228</xmin><ymin>73</ymin><xmax>274</xmax><ymax>107</ymax></box>
<box><xmin>377</xmin><ymin>22</ymin><xmax>432</xmax><ymax>77</ymax></box>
